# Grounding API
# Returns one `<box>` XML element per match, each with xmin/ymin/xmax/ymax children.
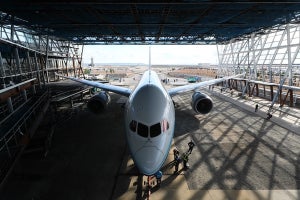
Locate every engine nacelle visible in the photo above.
<box><xmin>87</xmin><ymin>91</ymin><xmax>110</xmax><ymax>114</ymax></box>
<box><xmin>191</xmin><ymin>92</ymin><xmax>213</xmax><ymax>114</ymax></box>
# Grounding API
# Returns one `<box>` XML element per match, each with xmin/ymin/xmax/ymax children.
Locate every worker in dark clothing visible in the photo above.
<box><xmin>155</xmin><ymin>170</ymin><xmax>162</xmax><ymax>187</ymax></box>
<box><xmin>173</xmin><ymin>149</ymin><xmax>179</xmax><ymax>160</ymax></box>
<box><xmin>173</xmin><ymin>149</ymin><xmax>181</xmax><ymax>173</ymax></box>
<box><xmin>255</xmin><ymin>104</ymin><xmax>258</xmax><ymax>112</ymax></box>
<box><xmin>182</xmin><ymin>153</ymin><xmax>189</xmax><ymax>169</ymax></box>
<box><xmin>266</xmin><ymin>112</ymin><xmax>272</xmax><ymax>119</ymax></box>
<box><xmin>187</xmin><ymin>140</ymin><xmax>195</xmax><ymax>154</ymax></box>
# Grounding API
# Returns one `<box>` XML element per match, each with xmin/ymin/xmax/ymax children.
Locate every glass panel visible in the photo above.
<box><xmin>137</xmin><ymin>123</ymin><xmax>148</xmax><ymax>138</ymax></box>
<box><xmin>129</xmin><ymin>120</ymin><xmax>137</xmax><ymax>132</ymax></box>
<box><xmin>150</xmin><ymin>123</ymin><xmax>161</xmax><ymax>138</ymax></box>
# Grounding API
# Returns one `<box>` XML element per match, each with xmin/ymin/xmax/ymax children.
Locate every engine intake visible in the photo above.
<box><xmin>191</xmin><ymin>92</ymin><xmax>213</xmax><ymax>114</ymax></box>
<box><xmin>87</xmin><ymin>91</ymin><xmax>110</xmax><ymax>114</ymax></box>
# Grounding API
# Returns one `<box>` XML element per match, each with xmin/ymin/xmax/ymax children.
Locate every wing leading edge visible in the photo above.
<box><xmin>55</xmin><ymin>73</ymin><xmax>132</xmax><ymax>97</ymax></box>
<box><xmin>168</xmin><ymin>73</ymin><xmax>245</xmax><ymax>96</ymax></box>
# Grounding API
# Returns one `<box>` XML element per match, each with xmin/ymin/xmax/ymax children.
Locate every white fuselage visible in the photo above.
<box><xmin>124</xmin><ymin>70</ymin><xmax>175</xmax><ymax>175</ymax></box>
<box><xmin>58</xmin><ymin>64</ymin><xmax>242</xmax><ymax>176</ymax></box>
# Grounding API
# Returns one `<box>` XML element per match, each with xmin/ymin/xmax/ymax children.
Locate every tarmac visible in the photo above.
<box><xmin>0</xmin><ymin>80</ymin><xmax>300</xmax><ymax>200</ymax></box>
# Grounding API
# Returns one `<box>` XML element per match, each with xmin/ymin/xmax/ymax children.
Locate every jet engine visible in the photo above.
<box><xmin>191</xmin><ymin>92</ymin><xmax>213</xmax><ymax>114</ymax></box>
<box><xmin>87</xmin><ymin>91</ymin><xmax>110</xmax><ymax>114</ymax></box>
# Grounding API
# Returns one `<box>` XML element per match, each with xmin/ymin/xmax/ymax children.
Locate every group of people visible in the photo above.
<box><xmin>173</xmin><ymin>140</ymin><xmax>195</xmax><ymax>174</ymax></box>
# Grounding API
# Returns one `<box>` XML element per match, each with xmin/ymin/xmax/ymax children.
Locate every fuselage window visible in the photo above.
<box><xmin>150</xmin><ymin>123</ymin><xmax>161</xmax><ymax>138</ymax></box>
<box><xmin>129</xmin><ymin>120</ymin><xmax>137</xmax><ymax>132</ymax></box>
<box><xmin>161</xmin><ymin>119</ymin><xmax>169</xmax><ymax>132</ymax></box>
<box><xmin>137</xmin><ymin>123</ymin><xmax>148</xmax><ymax>138</ymax></box>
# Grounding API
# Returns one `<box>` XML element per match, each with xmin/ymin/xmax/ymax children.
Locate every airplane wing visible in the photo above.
<box><xmin>55</xmin><ymin>73</ymin><xmax>132</xmax><ymax>97</ymax></box>
<box><xmin>168</xmin><ymin>73</ymin><xmax>245</xmax><ymax>96</ymax></box>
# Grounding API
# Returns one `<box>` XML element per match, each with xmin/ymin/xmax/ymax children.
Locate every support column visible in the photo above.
<box><xmin>45</xmin><ymin>36</ymin><xmax>50</xmax><ymax>83</ymax></box>
<box><xmin>290</xmin><ymin>89</ymin><xmax>294</xmax><ymax>107</ymax></box>
<box><xmin>250</xmin><ymin>33</ymin><xmax>258</xmax><ymax>80</ymax></box>
<box><xmin>279</xmin><ymin>88</ymin><xmax>282</xmax><ymax>104</ymax></box>
<box><xmin>0</xmin><ymin>52</ymin><xmax>13</xmax><ymax>113</ymax></box>
<box><xmin>40</xmin><ymin>57</ymin><xmax>46</xmax><ymax>86</ymax></box>
<box><xmin>13</xmin><ymin>48</ymin><xmax>22</xmax><ymax>77</ymax></box>
<box><xmin>15</xmin><ymin>48</ymin><xmax>28</xmax><ymax>101</ymax></box>
<box><xmin>26</xmin><ymin>51</ymin><xmax>36</xmax><ymax>94</ymax></box>
<box><xmin>34</xmin><ymin>52</ymin><xmax>42</xmax><ymax>88</ymax></box>
<box><xmin>55</xmin><ymin>59</ymin><xmax>59</xmax><ymax>81</ymax></box>
<box><xmin>255</xmin><ymin>83</ymin><xmax>259</xmax><ymax>96</ymax></box>
<box><xmin>65</xmin><ymin>41</ymin><xmax>71</xmax><ymax>76</ymax></box>
<box><xmin>280</xmin><ymin>89</ymin><xmax>293</xmax><ymax>107</ymax></box>
<box><xmin>270</xmin><ymin>86</ymin><xmax>273</xmax><ymax>101</ymax></box>
<box><xmin>287</xmin><ymin>24</ymin><xmax>293</xmax><ymax>86</ymax></box>
<box><xmin>79</xmin><ymin>45</ymin><xmax>85</xmax><ymax>78</ymax></box>
<box><xmin>72</xmin><ymin>57</ymin><xmax>76</xmax><ymax>77</ymax></box>
<box><xmin>0</xmin><ymin>52</ymin><xmax>5</xmax><ymax>80</ymax></box>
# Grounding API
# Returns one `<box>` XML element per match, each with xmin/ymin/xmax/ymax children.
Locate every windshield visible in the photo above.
<box><xmin>129</xmin><ymin>119</ymin><xmax>169</xmax><ymax>138</ymax></box>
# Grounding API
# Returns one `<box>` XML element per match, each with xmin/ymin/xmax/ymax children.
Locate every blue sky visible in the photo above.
<box><xmin>82</xmin><ymin>45</ymin><xmax>218</xmax><ymax>65</ymax></box>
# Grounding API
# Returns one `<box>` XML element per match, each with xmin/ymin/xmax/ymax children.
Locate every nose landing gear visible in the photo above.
<box><xmin>143</xmin><ymin>171</ymin><xmax>162</xmax><ymax>199</ymax></box>
<box><xmin>144</xmin><ymin>175</ymin><xmax>153</xmax><ymax>199</ymax></box>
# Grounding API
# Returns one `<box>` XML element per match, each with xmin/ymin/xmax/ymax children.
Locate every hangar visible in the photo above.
<box><xmin>0</xmin><ymin>1</ymin><xmax>300</xmax><ymax>200</ymax></box>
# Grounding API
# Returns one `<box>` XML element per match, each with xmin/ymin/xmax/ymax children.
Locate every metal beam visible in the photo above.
<box><xmin>0</xmin><ymin>78</ymin><xmax>36</xmax><ymax>103</ymax></box>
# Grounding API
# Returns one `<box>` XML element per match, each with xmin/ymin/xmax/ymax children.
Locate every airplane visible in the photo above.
<box><xmin>55</xmin><ymin>53</ymin><xmax>244</xmax><ymax>177</ymax></box>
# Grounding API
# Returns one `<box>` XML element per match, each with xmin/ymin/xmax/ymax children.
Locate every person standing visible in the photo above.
<box><xmin>187</xmin><ymin>140</ymin><xmax>195</xmax><ymax>154</ymax></box>
<box><xmin>255</xmin><ymin>104</ymin><xmax>258</xmax><ymax>112</ymax></box>
<box><xmin>182</xmin><ymin>153</ymin><xmax>189</xmax><ymax>169</ymax></box>
<box><xmin>155</xmin><ymin>170</ymin><xmax>162</xmax><ymax>187</ymax></box>
<box><xmin>173</xmin><ymin>149</ymin><xmax>180</xmax><ymax>173</ymax></box>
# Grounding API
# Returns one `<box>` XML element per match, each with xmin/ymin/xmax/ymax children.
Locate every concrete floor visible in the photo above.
<box><xmin>173</xmin><ymin>91</ymin><xmax>300</xmax><ymax>191</ymax></box>
<box><xmin>0</xmin><ymin>94</ymin><xmax>127</xmax><ymax>200</ymax></box>
<box><xmin>1</xmin><ymin>86</ymin><xmax>300</xmax><ymax>200</ymax></box>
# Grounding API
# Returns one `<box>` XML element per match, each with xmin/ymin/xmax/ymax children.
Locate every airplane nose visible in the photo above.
<box><xmin>134</xmin><ymin>146</ymin><xmax>164</xmax><ymax>175</ymax></box>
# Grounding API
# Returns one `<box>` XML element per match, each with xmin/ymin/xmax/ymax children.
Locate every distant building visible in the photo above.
<box><xmin>197</xmin><ymin>63</ymin><xmax>211</xmax><ymax>68</ymax></box>
<box><xmin>89</xmin><ymin>57</ymin><xmax>95</xmax><ymax>67</ymax></box>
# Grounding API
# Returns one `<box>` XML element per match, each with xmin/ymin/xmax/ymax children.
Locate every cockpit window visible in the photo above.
<box><xmin>161</xmin><ymin>119</ymin><xmax>169</xmax><ymax>132</ymax></box>
<box><xmin>130</xmin><ymin>119</ymin><xmax>170</xmax><ymax>138</ymax></box>
<box><xmin>137</xmin><ymin>123</ymin><xmax>148</xmax><ymax>138</ymax></box>
<box><xmin>150</xmin><ymin>123</ymin><xmax>161</xmax><ymax>138</ymax></box>
<box><xmin>129</xmin><ymin>120</ymin><xmax>137</xmax><ymax>132</ymax></box>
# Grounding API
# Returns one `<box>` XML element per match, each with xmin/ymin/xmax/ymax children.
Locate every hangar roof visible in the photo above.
<box><xmin>1</xmin><ymin>1</ymin><xmax>300</xmax><ymax>45</ymax></box>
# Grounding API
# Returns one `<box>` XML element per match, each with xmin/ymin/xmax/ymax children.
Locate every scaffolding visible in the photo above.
<box><xmin>218</xmin><ymin>22</ymin><xmax>300</xmax><ymax>109</ymax></box>
<box><xmin>0</xmin><ymin>12</ymin><xmax>84</xmax><ymax>185</ymax></box>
